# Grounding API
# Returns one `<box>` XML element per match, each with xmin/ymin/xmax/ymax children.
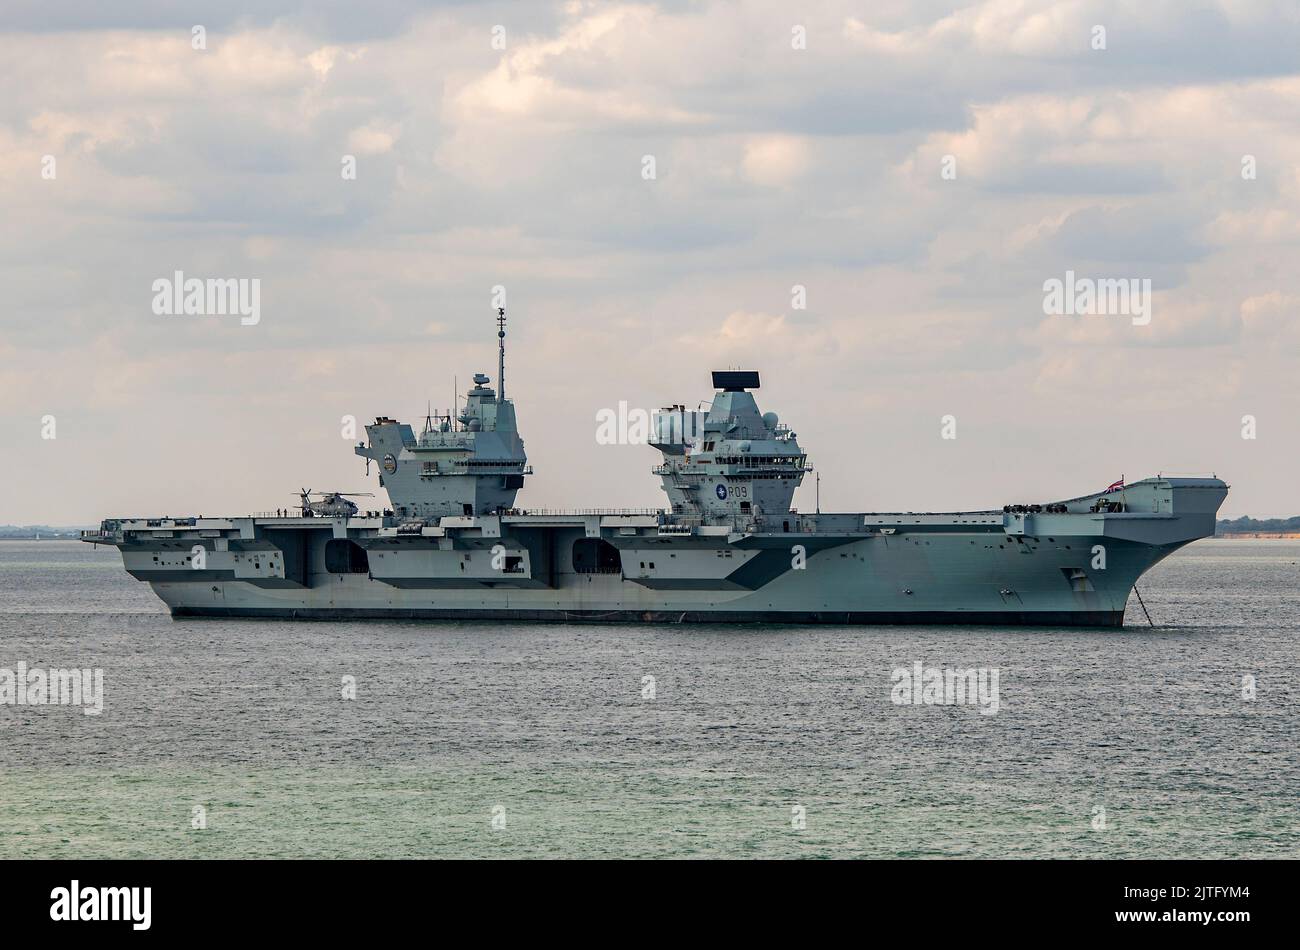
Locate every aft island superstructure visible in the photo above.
<box><xmin>85</xmin><ymin>316</ymin><xmax>1228</xmax><ymax>626</ymax></box>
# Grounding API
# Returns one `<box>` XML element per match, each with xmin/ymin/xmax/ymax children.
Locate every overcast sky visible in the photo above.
<box><xmin>2</xmin><ymin>0</ymin><xmax>1298</xmax><ymax>524</ymax></box>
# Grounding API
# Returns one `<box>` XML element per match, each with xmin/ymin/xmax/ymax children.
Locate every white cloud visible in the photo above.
<box><xmin>347</xmin><ymin>121</ymin><xmax>400</xmax><ymax>155</ymax></box>
<box><xmin>1</xmin><ymin>0</ymin><xmax>1299</xmax><ymax>520</ymax></box>
<box><xmin>741</xmin><ymin>135</ymin><xmax>810</xmax><ymax>186</ymax></box>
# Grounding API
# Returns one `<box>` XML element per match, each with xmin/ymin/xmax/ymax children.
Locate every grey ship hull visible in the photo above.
<box><xmin>85</xmin><ymin>477</ymin><xmax>1227</xmax><ymax>628</ymax></box>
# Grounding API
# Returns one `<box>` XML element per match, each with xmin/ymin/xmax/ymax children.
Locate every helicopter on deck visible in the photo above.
<box><xmin>294</xmin><ymin>489</ymin><xmax>374</xmax><ymax>518</ymax></box>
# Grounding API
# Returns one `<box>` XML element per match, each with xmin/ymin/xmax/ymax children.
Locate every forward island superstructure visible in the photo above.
<box><xmin>84</xmin><ymin>316</ymin><xmax>1228</xmax><ymax>626</ymax></box>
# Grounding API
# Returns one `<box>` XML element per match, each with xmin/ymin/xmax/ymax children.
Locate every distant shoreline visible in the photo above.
<box><xmin>1215</xmin><ymin>532</ymin><xmax>1300</xmax><ymax>539</ymax></box>
<box><xmin>0</xmin><ymin>536</ymin><xmax>84</xmax><ymax>541</ymax></box>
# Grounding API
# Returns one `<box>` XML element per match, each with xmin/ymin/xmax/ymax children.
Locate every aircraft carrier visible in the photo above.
<box><xmin>84</xmin><ymin>313</ymin><xmax>1228</xmax><ymax>626</ymax></box>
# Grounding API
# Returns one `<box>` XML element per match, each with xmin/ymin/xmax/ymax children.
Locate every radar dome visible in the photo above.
<box><xmin>762</xmin><ymin>411</ymin><xmax>779</xmax><ymax>429</ymax></box>
<box><xmin>467</xmin><ymin>419</ymin><xmax>482</xmax><ymax>431</ymax></box>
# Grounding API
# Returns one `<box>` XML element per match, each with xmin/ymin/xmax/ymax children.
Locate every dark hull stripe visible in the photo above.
<box><xmin>170</xmin><ymin>605</ymin><xmax>1126</xmax><ymax>628</ymax></box>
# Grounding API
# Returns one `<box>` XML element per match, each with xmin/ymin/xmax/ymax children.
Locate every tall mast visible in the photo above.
<box><xmin>496</xmin><ymin>306</ymin><xmax>507</xmax><ymax>403</ymax></box>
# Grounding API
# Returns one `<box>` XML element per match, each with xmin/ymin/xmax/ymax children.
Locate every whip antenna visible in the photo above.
<box><xmin>496</xmin><ymin>307</ymin><xmax>507</xmax><ymax>403</ymax></box>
